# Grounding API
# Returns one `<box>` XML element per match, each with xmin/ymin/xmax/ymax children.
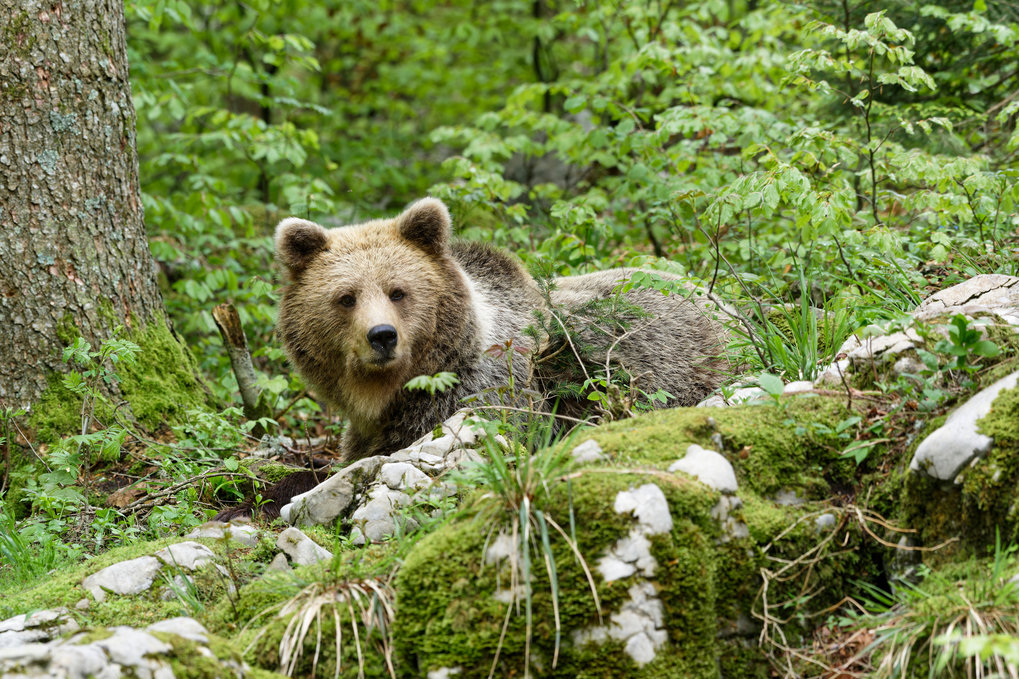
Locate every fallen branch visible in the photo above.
<box><xmin>212</xmin><ymin>303</ymin><xmax>272</xmax><ymax>434</ymax></box>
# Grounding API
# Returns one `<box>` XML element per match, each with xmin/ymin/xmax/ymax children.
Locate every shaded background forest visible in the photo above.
<box><xmin>129</xmin><ymin>0</ymin><xmax>1019</xmax><ymax>414</ymax></box>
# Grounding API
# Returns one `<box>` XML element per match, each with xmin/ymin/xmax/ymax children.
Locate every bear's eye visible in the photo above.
<box><xmin>389</xmin><ymin>289</ymin><xmax>405</xmax><ymax>302</ymax></box>
<box><xmin>337</xmin><ymin>294</ymin><xmax>356</xmax><ymax>308</ymax></box>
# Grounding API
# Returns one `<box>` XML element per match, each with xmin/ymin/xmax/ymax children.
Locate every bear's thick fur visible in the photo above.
<box><xmin>275</xmin><ymin>198</ymin><xmax>728</xmax><ymax>459</ymax></box>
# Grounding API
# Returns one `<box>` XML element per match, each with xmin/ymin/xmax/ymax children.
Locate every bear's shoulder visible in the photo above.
<box><xmin>451</xmin><ymin>240</ymin><xmax>535</xmax><ymax>293</ymax></box>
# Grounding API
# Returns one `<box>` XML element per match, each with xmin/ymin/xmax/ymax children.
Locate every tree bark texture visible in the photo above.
<box><xmin>0</xmin><ymin>0</ymin><xmax>166</xmax><ymax>407</ymax></box>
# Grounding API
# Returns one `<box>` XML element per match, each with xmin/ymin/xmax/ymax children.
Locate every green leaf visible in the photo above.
<box><xmin>971</xmin><ymin>340</ymin><xmax>1000</xmax><ymax>358</ymax></box>
<box><xmin>758</xmin><ymin>373</ymin><xmax>784</xmax><ymax>397</ymax></box>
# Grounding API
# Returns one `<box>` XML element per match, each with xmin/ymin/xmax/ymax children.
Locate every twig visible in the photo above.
<box><xmin>121</xmin><ymin>469</ymin><xmax>259</xmax><ymax>512</ymax></box>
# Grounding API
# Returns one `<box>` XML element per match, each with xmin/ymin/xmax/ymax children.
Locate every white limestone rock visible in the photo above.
<box><xmin>155</xmin><ymin>541</ymin><xmax>216</xmax><ymax>570</ymax></box>
<box><xmin>772</xmin><ymin>489</ymin><xmax>806</xmax><ymax>506</ymax></box>
<box><xmin>669</xmin><ymin>444</ymin><xmax>739</xmax><ymax>494</ymax></box>
<box><xmin>597</xmin><ymin>555</ymin><xmax>637</xmax><ymax>583</ymax></box>
<box><xmin>484</xmin><ymin>532</ymin><xmax>515</xmax><ymax>565</ymax></box>
<box><xmin>349</xmin><ymin>486</ymin><xmax>416</xmax><ymax>544</ymax></box>
<box><xmin>814</xmin><ymin>358</ymin><xmax>851</xmax><ymax>388</ymax></box>
<box><xmin>82</xmin><ymin>556</ymin><xmax>162</xmax><ymax>603</ymax></box>
<box><xmin>614</xmin><ymin>484</ymin><xmax>674</xmax><ymax>534</ymax></box>
<box><xmin>893</xmin><ymin>356</ymin><xmax>926</xmax><ymax>377</ymax></box>
<box><xmin>0</xmin><ymin>609</ymin><xmax>78</xmax><ymax>650</ymax></box>
<box><xmin>0</xmin><ymin>617</ymin><xmax>242</xmax><ymax>679</ymax></box>
<box><xmin>575</xmin><ymin>485</ymin><xmax>672</xmax><ymax>666</ymax></box>
<box><xmin>380</xmin><ymin>462</ymin><xmax>431</xmax><ymax>491</ymax></box>
<box><xmin>571</xmin><ymin>439</ymin><xmax>606</xmax><ymax>464</ymax></box>
<box><xmin>427</xmin><ymin>667</ymin><xmax>463</xmax><ymax>679</ymax></box>
<box><xmin>281</xmin><ymin>455</ymin><xmax>385</xmax><ymax>525</ymax></box>
<box><xmin>815</xmin><ymin>513</ymin><xmax>837</xmax><ymax>532</ymax></box>
<box><xmin>95</xmin><ymin>627</ymin><xmax>171</xmax><ymax>667</ymax></box>
<box><xmin>698</xmin><ymin>386</ymin><xmax>768</xmax><ymax>408</ymax></box>
<box><xmin>267</xmin><ymin>553</ymin><xmax>291</xmax><ymax>572</ymax></box>
<box><xmin>783</xmin><ymin>380</ymin><xmax>814</xmax><ymax>394</ymax></box>
<box><xmin>146</xmin><ymin>618</ymin><xmax>209</xmax><ymax>644</ymax></box>
<box><xmin>847</xmin><ymin>328</ymin><xmax>922</xmax><ymax>368</ymax></box>
<box><xmin>574</xmin><ymin>582</ymin><xmax>668</xmax><ymax>667</ymax></box>
<box><xmin>914</xmin><ymin>274</ymin><xmax>1019</xmax><ymax>326</ymax></box>
<box><xmin>408</xmin><ymin>451</ymin><xmax>445</xmax><ymax>474</ymax></box>
<box><xmin>420</xmin><ymin>434</ymin><xmax>458</xmax><ymax>457</ymax></box>
<box><xmin>186</xmin><ymin>520</ymin><xmax>260</xmax><ymax>547</ymax></box>
<box><xmin>910</xmin><ymin>370</ymin><xmax>1019</xmax><ymax>481</ymax></box>
<box><xmin>276</xmin><ymin>527</ymin><xmax>333</xmax><ymax>566</ymax></box>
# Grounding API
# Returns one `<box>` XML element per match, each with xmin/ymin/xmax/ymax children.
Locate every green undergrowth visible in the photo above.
<box><xmin>1</xmin><ymin>536</ymin><xmax>184</xmax><ymax>622</ymax></box>
<box><xmin>838</xmin><ymin>549</ymin><xmax>1019</xmax><ymax>678</ymax></box>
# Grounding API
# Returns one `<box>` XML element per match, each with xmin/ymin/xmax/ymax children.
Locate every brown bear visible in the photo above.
<box><xmin>275</xmin><ymin>198</ymin><xmax>728</xmax><ymax>460</ymax></box>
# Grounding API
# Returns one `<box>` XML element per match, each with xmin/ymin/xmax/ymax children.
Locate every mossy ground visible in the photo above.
<box><xmin>392</xmin><ymin>472</ymin><xmax>726</xmax><ymax>679</ymax></box>
<box><xmin>1</xmin><ymin>536</ymin><xmax>187</xmax><ymax>622</ymax></box>
<box><xmin>582</xmin><ymin>396</ymin><xmax>859</xmax><ymax>499</ymax></box>
<box><xmin>5</xmin><ymin>376</ymin><xmax>1017</xmax><ymax>677</ymax></box>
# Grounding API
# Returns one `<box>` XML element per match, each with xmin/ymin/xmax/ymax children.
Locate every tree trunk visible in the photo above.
<box><xmin>0</xmin><ymin>0</ymin><xmax>166</xmax><ymax>408</ymax></box>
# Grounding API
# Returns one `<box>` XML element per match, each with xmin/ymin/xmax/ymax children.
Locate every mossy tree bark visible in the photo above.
<box><xmin>0</xmin><ymin>0</ymin><xmax>167</xmax><ymax>408</ymax></box>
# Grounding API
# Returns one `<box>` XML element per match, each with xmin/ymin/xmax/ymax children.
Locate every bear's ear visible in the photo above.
<box><xmin>275</xmin><ymin>218</ymin><xmax>328</xmax><ymax>276</ymax></box>
<box><xmin>397</xmin><ymin>198</ymin><xmax>451</xmax><ymax>257</ymax></box>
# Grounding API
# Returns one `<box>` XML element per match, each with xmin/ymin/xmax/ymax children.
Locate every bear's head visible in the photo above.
<box><xmin>274</xmin><ymin>198</ymin><xmax>466</xmax><ymax>418</ymax></box>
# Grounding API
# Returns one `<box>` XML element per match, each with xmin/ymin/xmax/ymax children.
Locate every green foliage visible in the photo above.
<box><xmin>22</xmin><ymin>334</ymin><xmax>139</xmax><ymax>541</ymax></box>
<box><xmin>404</xmin><ymin>372</ymin><xmax>461</xmax><ymax>398</ymax></box>
<box><xmin>757</xmin><ymin>373</ymin><xmax>785</xmax><ymax>402</ymax></box>
<box><xmin>118</xmin><ymin>0</ymin><xmax>1019</xmax><ymax>416</ymax></box>
<box><xmin>841</xmin><ymin>535</ymin><xmax>1019</xmax><ymax>677</ymax></box>
<box><xmin>933</xmin><ymin>314</ymin><xmax>1002</xmax><ymax>374</ymax></box>
<box><xmin>0</xmin><ymin>509</ymin><xmax>74</xmax><ymax>591</ymax></box>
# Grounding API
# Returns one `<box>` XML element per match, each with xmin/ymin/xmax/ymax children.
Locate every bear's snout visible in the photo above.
<box><xmin>367</xmin><ymin>324</ymin><xmax>398</xmax><ymax>356</ymax></box>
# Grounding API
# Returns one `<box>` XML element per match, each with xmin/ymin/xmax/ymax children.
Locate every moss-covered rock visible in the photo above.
<box><xmin>391</xmin><ymin>397</ymin><xmax>873</xmax><ymax>677</ymax></box>
<box><xmin>904</xmin><ymin>380</ymin><xmax>1019</xmax><ymax>560</ymax></box>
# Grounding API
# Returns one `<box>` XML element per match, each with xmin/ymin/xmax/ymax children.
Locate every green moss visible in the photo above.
<box><xmin>27</xmin><ymin>372</ymin><xmax>84</xmax><ymax>443</ymax></box>
<box><xmin>27</xmin><ymin>317</ymin><xmax>213</xmax><ymax>441</ymax></box>
<box><xmin>117</xmin><ymin>318</ymin><xmax>213</xmax><ymax>430</ymax></box>
<box><xmin>386</xmin><ymin>399</ymin><xmax>882</xmax><ymax>676</ymax></box>
<box><xmin>250</xmin><ymin>462</ymin><xmax>312</xmax><ymax>485</ymax></box>
<box><xmin>717</xmin><ymin>639</ymin><xmax>771</xmax><ymax>679</ymax></box>
<box><xmin>581</xmin><ymin>397</ymin><xmax>858</xmax><ymax>499</ymax></box>
<box><xmin>158</xmin><ymin>630</ymin><xmax>275</xmax><ymax>679</ymax></box>
<box><xmin>1</xmin><ymin>537</ymin><xmax>185</xmax><ymax>622</ymax></box>
<box><xmin>55</xmin><ymin>312</ymin><xmax>79</xmax><ymax>346</ymax></box>
<box><xmin>394</xmin><ymin>470</ymin><xmax>725</xmax><ymax>677</ymax></box>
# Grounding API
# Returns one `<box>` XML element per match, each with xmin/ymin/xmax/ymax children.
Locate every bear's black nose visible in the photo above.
<box><xmin>367</xmin><ymin>325</ymin><xmax>398</xmax><ymax>354</ymax></box>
